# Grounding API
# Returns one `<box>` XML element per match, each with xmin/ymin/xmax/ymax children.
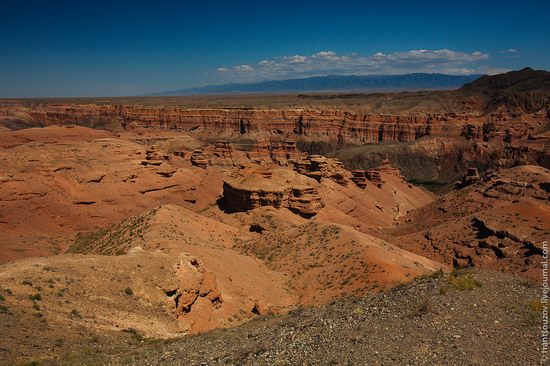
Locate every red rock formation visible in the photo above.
<box><xmin>455</xmin><ymin>167</ymin><xmax>481</xmax><ymax>188</ymax></box>
<box><xmin>351</xmin><ymin>170</ymin><xmax>368</xmax><ymax>189</ymax></box>
<box><xmin>393</xmin><ymin>165</ymin><xmax>550</xmax><ymax>280</ymax></box>
<box><xmin>282</xmin><ymin>139</ymin><xmax>304</xmax><ymax>161</ymax></box>
<box><xmin>365</xmin><ymin>170</ymin><xmax>385</xmax><ymax>188</ymax></box>
<box><xmin>247</xmin><ymin>139</ymin><xmax>272</xmax><ymax>165</ymax></box>
<box><xmin>293</xmin><ymin>155</ymin><xmax>351</xmax><ymax>186</ymax></box>
<box><xmin>210</xmin><ymin>140</ymin><xmax>235</xmax><ymax>166</ymax></box>
<box><xmin>268</xmin><ymin>142</ymin><xmax>288</xmax><ymax>166</ymax></box>
<box><xmin>247</xmin><ymin>139</ymin><xmax>306</xmax><ymax>166</ymax></box>
<box><xmin>376</xmin><ymin>154</ymin><xmax>403</xmax><ymax>178</ymax></box>
<box><xmin>222</xmin><ymin>168</ymin><xmax>323</xmax><ymax>217</ymax></box>
<box><xmin>191</xmin><ymin>149</ymin><xmax>208</xmax><ymax>169</ymax></box>
<box><xmin>142</xmin><ymin>144</ymin><xmax>168</xmax><ymax>166</ymax></box>
<box><xmin>4</xmin><ymin>104</ymin><xmax>445</xmax><ymax>144</ymax></box>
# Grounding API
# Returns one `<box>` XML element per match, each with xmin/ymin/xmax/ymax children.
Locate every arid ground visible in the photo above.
<box><xmin>0</xmin><ymin>68</ymin><xmax>549</xmax><ymax>365</ymax></box>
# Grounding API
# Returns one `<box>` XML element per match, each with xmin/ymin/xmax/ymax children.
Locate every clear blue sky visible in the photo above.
<box><xmin>1</xmin><ymin>0</ymin><xmax>549</xmax><ymax>97</ymax></box>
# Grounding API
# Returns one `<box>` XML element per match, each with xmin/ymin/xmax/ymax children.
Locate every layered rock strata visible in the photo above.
<box><xmin>247</xmin><ymin>139</ymin><xmax>306</xmax><ymax>166</ymax></box>
<box><xmin>210</xmin><ymin>140</ymin><xmax>235</xmax><ymax>166</ymax></box>
<box><xmin>142</xmin><ymin>144</ymin><xmax>168</xmax><ymax>166</ymax></box>
<box><xmin>351</xmin><ymin>170</ymin><xmax>368</xmax><ymax>189</ymax></box>
<box><xmin>293</xmin><ymin>155</ymin><xmax>351</xmax><ymax>186</ymax></box>
<box><xmin>190</xmin><ymin>149</ymin><xmax>208</xmax><ymax>168</ymax></box>
<box><xmin>222</xmin><ymin>168</ymin><xmax>323</xmax><ymax>217</ymax></box>
<box><xmin>365</xmin><ymin>170</ymin><xmax>385</xmax><ymax>188</ymax></box>
<box><xmin>6</xmin><ymin>104</ymin><xmax>443</xmax><ymax>143</ymax></box>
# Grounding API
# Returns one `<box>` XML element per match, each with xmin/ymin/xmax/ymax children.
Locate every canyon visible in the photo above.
<box><xmin>0</xmin><ymin>68</ymin><xmax>548</xmax><ymax>365</ymax></box>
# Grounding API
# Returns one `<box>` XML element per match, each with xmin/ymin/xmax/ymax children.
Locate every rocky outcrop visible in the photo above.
<box><xmin>142</xmin><ymin>144</ymin><xmax>168</xmax><ymax>166</ymax></box>
<box><xmin>351</xmin><ymin>170</ymin><xmax>368</xmax><ymax>189</ymax></box>
<box><xmin>365</xmin><ymin>170</ymin><xmax>385</xmax><ymax>188</ymax></box>
<box><xmin>190</xmin><ymin>149</ymin><xmax>208</xmax><ymax>168</ymax></box>
<box><xmin>455</xmin><ymin>167</ymin><xmax>481</xmax><ymax>189</ymax></box>
<box><xmin>293</xmin><ymin>155</ymin><xmax>351</xmax><ymax>186</ymax></box>
<box><xmin>222</xmin><ymin>168</ymin><xmax>323</xmax><ymax>217</ymax></box>
<box><xmin>393</xmin><ymin>165</ymin><xmax>549</xmax><ymax>279</ymax></box>
<box><xmin>210</xmin><ymin>140</ymin><xmax>235</xmax><ymax>166</ymax></box>
<box><xmin>168</xmin><ymin>256</ymin><xmax>223</xmax><ymax>326</ymax></box>
<box><xmin>189</xmin><ymin>141</ymin><xmax>248</xmax><ymax>168</ymax></box>
<box><xmin>247</xmin><ymin>139</ymin><xmax>272</xmax><ymax>165</ymax></box>
<box><xmin>247</xmin><ymin>139</ymin><xmax>306</xmax><ymax>166</ymax></box>
<box><xmin>350</xmin><ymin>157</ymin><xmax>403</xmax><ymax>189</ymax></box>
<box><xmin>376</xmin><ymin>155</ymin><xmax>403</xmax><ymax>178</ymax></box>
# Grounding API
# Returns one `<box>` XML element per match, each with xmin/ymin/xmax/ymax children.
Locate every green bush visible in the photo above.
<box><xmin>448</xmin><ymin>274</ymin><xmax>482</xmax><ymax>290</ymax></box>
<box><xmin>29</xmin><ymin>293</ymin><xmax>42</xmax><ymax>301</ymax></box>
<box><xmin>420</xmin><ymin>268</ymin><xmax>445</xmax><ymax>280</ymax></box>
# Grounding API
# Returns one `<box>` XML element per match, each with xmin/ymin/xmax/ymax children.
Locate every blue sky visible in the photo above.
<box><xmin>1</xmin><ymin>0</ymin><xmax>549</xmax><ymax>97</ymax></box>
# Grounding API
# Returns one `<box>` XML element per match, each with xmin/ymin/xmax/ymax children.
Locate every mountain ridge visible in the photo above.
<box><xmin>156</xmin><ymin>73</ymin><xmax>483</xmax><ymax>96</ymax></box>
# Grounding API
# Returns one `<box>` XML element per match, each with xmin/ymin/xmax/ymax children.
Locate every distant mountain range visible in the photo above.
<box><xmin>155</xmin><ymin>73</ymin><xmax>483</xmax><ymax>96</ymax></box>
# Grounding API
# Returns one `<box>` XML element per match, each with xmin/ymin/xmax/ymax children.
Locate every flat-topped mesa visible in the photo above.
<box><xmin>292</xmin><ymin>155</ymin><xmax>351</xmax><ymax>186</ymax></box>
<box><xmin>365</xmin><ymin>170</ymin><xmax>385</xmax><ymax>188</ymax></box>
<box><xmin>191</xmin><ymin>149</ymin><xmax>208</xmax><ymax>169</ymax></box>
<box><xmin>222</xmin><ymin>168</ymin><xmax>323</xmax><ymax>218</ymax></box>
<box><xmin>351</xmin><ymin>170</ymin><xmax>368</xmax><ymax>189</ymax></box>
<box><xmin>142</xmin><ymin>144</ymin><xmax>168</xmax><ymax>166</ymax></box>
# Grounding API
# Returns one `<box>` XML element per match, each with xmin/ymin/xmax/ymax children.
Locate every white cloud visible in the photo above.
<box><xmin>235</xmin><ymin>65</ymin><xmax>254</xmax><ymax>72</ymax></box>
<box><xmin>215</xmin><ymin>49</ymin><xmax>494</xmax><ymax>82</ymax></box>
<box><xmin>499</xmin><ymin>48</ymin><xmax>519</xmax><ymax>59</ymax></box>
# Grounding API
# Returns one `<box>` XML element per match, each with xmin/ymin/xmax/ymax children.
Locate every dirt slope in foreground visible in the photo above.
<box><xmin>0</xmin><ymin>246</ymin><xmax>294</xmax><ymax>365</ymax></box>
<box><xmin>51</xmin><ymin>269</ymin><xmax>540</xmax><ymax>366</ymax></box>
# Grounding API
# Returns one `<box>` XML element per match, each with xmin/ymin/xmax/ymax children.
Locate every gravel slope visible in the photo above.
<box><xmin>58</xmin><ymin>269</ymin><xmax>541</xmax><ymax>366</ymax></box>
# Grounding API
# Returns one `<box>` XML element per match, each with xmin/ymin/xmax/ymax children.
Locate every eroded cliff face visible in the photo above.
<box><xmin>1</xmin><ymin>104</ymin><xmax>445</xmax><ymax>143</ymax></box>
<box><xmin>222</xmin><ymin>168</ymin><xmax>324</xmax><ymax>218</ymax></box>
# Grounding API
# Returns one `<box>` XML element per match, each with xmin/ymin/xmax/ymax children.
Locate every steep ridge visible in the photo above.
<box><xmin>457</xmin><ymin>67</ymin><xmax>550</xmax><ymax>113</ymax></box>
<box><xmin>388</xmin><ymin>165</ymin><xmax>550</xmax><ymax>278</ymax></box>
<box><xmin>235</xmin><ymin>221</ymin><xmax>441</xmax><ymax>305</ymax></box>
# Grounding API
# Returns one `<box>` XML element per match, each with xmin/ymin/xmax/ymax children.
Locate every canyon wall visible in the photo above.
<box><xmin>2</xmin><ymin>104</ymin><xmax>451</xmax><ymax>143</ymax></box>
